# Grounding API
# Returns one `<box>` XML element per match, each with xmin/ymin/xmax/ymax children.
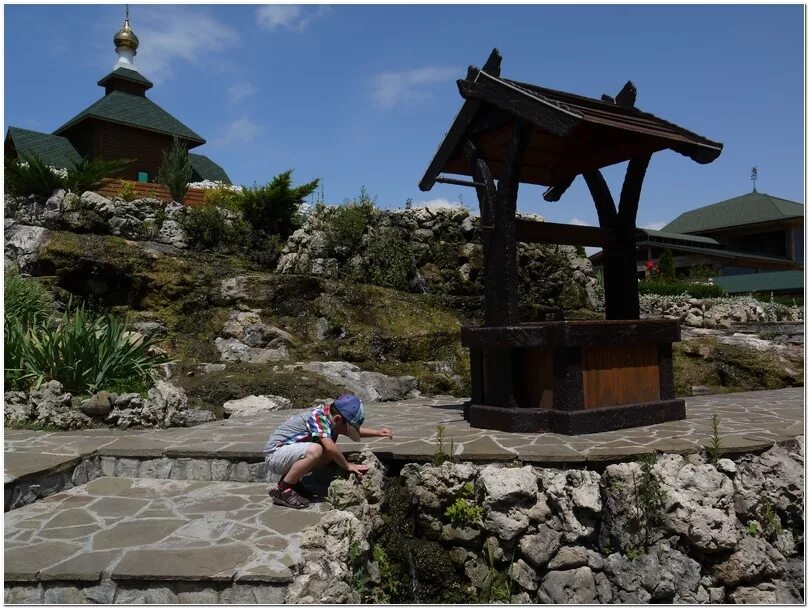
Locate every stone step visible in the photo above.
<box><xmin>4</xmin><ymin>477</ymin><xmax>330</xmax><ymax>604</ymax></box>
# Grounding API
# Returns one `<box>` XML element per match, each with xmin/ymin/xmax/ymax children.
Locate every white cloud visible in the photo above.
<box><xmin>371</xmin><ymin>66</ymin><xmax>458</xmax><ymax>108</ymax></box>
<box><xmin>228</xmin><ymin>82</ymin><xmax>257</xmax><ymax>105</ymax></box>
<box><xmin>641</xmin><ymin>221</ymin><xmax>668</xmax><ymax>231</ymax></box>
<box><xmin>569</xmin><ymin>217</ymin><xmax>592</xmax><ymax>226</ymax></box>
<box><xmin>214</xmin><ymin>117</ymin><xmax>263</xmax><ymax>147</ymax></box>
<box><xmin>132</xmin><ymin>8</ymin><xmax>239</xmax><ymax>82</ymax></box>
<box><xmin>256</xmin><ymin>5</ymin><xmax>329</xmax><ymax>32</ymax></box>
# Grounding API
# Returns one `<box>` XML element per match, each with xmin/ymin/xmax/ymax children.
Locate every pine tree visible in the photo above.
<box><xmin>659</xmin><ymin>247</ymin><xmax>676</xmax><ymax>280</ymax></box>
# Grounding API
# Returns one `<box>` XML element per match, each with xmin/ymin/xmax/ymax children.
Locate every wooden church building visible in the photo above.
<box><xmin>4</xmin><ymin>9</ymin><xmax>230</xmax><ymax>185</ymax></box>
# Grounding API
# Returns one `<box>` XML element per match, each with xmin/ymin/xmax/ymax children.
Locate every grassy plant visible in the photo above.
<box><xmin>65</xmin><ymin>157</ymin><xmax>131</xmax><ymax>194</ymax></box>
<box><xmin>707</xmin><ymin>413</ymin><xmax>725</xmax><ymax>464</ymax></box>
<box><xmin>326</xmin><ymin>188</ymin><xmax>376</xmax><ymax>257</ymax></box>
<box><xmin>432</xmin><ymin>424</ymin><xmax>455</xmax><ymax>466</ymax></box>
<box><xmin>5</xmin><ymin>303</ymin><xmax>167</xmax><ymax>394</ymax></box>
<box><xmin>158</xmin><ymin>136</ymin><xmax>192</xmax><ymax>203</ymax></box>
<box><xmin>240</xmin><ymin>170</ymin><xmax>319</xmax><ymax>238</ymax></box>
<box><xmin>371</xmin><ymin>544</ymin><xmax>398</xmax><ymax>602</ymax></box>
<box><xmin>480</xmin><ymin>544</ymin><xmax>514</xmax><ymax>603</ymax></box>
<box><xmin>5</xmin><ymin>155</ymin><xmax>65</xmax><ymax>198</ymax></box>
<box><xmin>117</xmin><ymin>180</ymin><xmax>136</xmax><ymax>202</ymax></box>
<box><xmin>4</xmin><ymin>273</ymin><xmax>53</xmax><ymax>329</ymax></box>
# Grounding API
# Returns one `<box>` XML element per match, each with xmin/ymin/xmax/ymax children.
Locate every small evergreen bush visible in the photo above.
<box><xmin>240</xmin><ymin>170</ymin><xmax>319</xmax><ymax>238</ymax></box>
<box><xmin>158</xmin><ymin>136</ymin><xmax>193</xmax><ymax>203</ymax></box>
<box><xmin>658</xmin><ymin>247</ymin><xmax>676</xmax><ymax>279</ymax></box>
<box><xmin>117</xmin><ymin>180</ymin><xmax>137</xmax><ymax>202</ymax></box>
<box><xmin>181</xmin><ymin>205</ymin><xmax>249</xmax><ymax>250</ymax></box>
<box><xmin>203</xmin><ymin>183</ymin><xmax>243</xmax><ymax>211</ymax></box>
<box><xmin>5</xmin><ymin>155</ymin><xmax>65</xmax><ymax>198</ymax></box>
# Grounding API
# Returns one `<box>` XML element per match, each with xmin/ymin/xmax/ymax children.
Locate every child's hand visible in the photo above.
<box><xmin>378</xmin><ymin>427</ymin><xmax>393</xmax><ymax>439</ymax></box>
<box><xmin>347</xmin><ymin>463</ymin><xmax>370</xmax><ymax>479</ymax></box>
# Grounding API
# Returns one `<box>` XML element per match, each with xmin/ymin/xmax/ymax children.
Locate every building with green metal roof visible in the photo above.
<box><xmin>589</xmin><ymin>187</ymin><xmax>804</xmax><ymax>295</ymax></box>
<box><xmin>4</xmin><ymin>10</ymin><xmax>230</xmax><ymax>186</ymax></box>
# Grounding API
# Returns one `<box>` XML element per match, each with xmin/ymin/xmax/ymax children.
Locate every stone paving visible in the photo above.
<box><xmin>5</xmin><ymin>388</ymin><xmax>805</xmax><ymax>484</ymax></box>
<box><xmin>5</xmin><ymin>477</ymin><xmax>330</xmax><ymax>602</ymax></box>
<box><xmin>4</xmin><ymin>387</ymin><xmax>803</xmax><ymax>598</ymax></box>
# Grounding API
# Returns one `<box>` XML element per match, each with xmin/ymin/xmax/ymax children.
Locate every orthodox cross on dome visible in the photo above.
<box><xmin>113</xmin><ymin>4</ymin><xmax>140</xmax><ymax>71</ymax></box>
<box><xmin>751</xmin><ymin>166</ymin><xmax>758</xmax><ymax>192</ymax></box>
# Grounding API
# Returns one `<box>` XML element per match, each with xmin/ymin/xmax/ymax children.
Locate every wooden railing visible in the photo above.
<box><xmin>95</xmin><ymin>179</ymin><xmax>206</xmax><ymax>206</ymax></box>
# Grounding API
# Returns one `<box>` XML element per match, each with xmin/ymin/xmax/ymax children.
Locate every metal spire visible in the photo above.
<box><xmin>751</xmin><ymin>166</ymin><xmax>758</xmax><ymax>192</ymax></box>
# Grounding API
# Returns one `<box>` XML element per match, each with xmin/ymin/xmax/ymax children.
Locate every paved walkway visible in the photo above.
<box><xmin>5</xmin><ymin>388</ymin><xmax>805</xmax><ymax>485</ymax></box>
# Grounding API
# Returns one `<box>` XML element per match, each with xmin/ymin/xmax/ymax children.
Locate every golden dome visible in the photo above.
<box><xmin>114</xmin><ymin>14</ymin><xmax>139</xmax><ymax>53</ymax></box>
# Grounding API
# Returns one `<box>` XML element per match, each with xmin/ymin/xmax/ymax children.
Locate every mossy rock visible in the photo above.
<box><xmin>171</xmin><ymin>362</ymin><xmax>350</xmax><ymax>417</ymax></box>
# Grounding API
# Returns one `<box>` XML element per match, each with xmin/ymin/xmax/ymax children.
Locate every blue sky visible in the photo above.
<box><xmin>4</xmin><ymin>4</ymin><xmax>805</xmax><ymax>229</ymax></box>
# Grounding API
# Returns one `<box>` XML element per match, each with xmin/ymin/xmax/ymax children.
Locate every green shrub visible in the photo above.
<box><xmin>687</xmin><ymin>264</ymin><xmax>718</xmax><ymax>282</ymax></box>
<box><xmin>366</xmin><ymin>227</ymin><xmax>416</xmax><ymax>291</ymax></box>
<box><xmin>659</xmin><ymin>247</ymin><xmax>676</xmax><ymax>279</ymax></box>
<box><xmin>444</xmin><ymin>497</ymin><xmax>483</xmax><ymax>527</ymax></box>
<box><xmin>639</xmin><ymin>278</ymin><xmax>726</xmax><ymax>298</ymax></box>
<box><xmin>158</xmin><ymin>136</ymin><xmax>193</xmax><ymax>203</ymax></box>
<box><xmin>181</xmin><ymin>205</ymin><xmax>249</xmax><ymax>250</ymax></box>
<box><xmin>203</xmin><ymin>183</ymin><xmax>243</xmax><ymax>211</ymax></box>
<box><xmin>247</xmin><ymin>233</ymin><xmax>286</xmax><ymax>268</ymax></box>
<box><xmin>5</xmin><ymin>155</ymin><xmax>65</xmax><ymax>198</ymax></box>
<box><xmin>117</xmin><ymin>180</ymin><xmax>136</xmax><ymax>202</ymax></box>
<box><xmin>4</xmin><ymin>273</ymin><xmax>53</xmax><ymax>329</ymax></box>
<box><xmin>5</xmin><ymin>303</ymin><xmax>167</xmax><ymax>395</ymax></box>
<box><xmin>240</xmin><ymin>171</ymin><xmax>319</xmax><ymax>238</ymax></box>
<box><xmin>66</xmin><ymin>157</ymin><xmax>131</xmax><ymax>194</ymax></box>
<box><xmin>325</xmin><ymin>188</ymin><xmax>376</xmax><ymax>257</ymax></box>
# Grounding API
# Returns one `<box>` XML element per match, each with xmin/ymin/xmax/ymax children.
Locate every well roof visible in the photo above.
<box><xmin>53</xmin><ymin>90</ymin><xmax>205</xmax><ymax>146</ymax></box>
<box><xmin>663</xmin><ymin>191</ymin><xmax>804</xmax><ymax>234</ymax></box>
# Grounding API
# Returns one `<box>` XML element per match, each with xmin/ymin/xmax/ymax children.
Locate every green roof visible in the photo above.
<box><xmin>53</xmin><ymin>90</ymin><xmax>205</xmax><ymax>145</ymax></box>
<box><xmin>640</xmin><ymin>229</ymin><xmax>720</xmax><ymax>246</ymax></box>
<box><xmin>663</xmin><ymin>191</ymin><xmax>804</xmax><ymax>234</ymax></box>
<box><xmin>5</xmin><ymin>126</ymin><xmax>81</xmax><ymax>169</ymax></box>
<box><xmin>713</xmin><ymin>270</ymin><xmax>804</xmax><ymax>294</ymax></box>
<box><xmin>189</xmin><ymin>153</ymin><xmax>231</xmax><ymax>184</ymax></box>
<box><xmin>97</xmin><ymin>67</ymin><xmax>153</xmax><ymax>89</ymax></box>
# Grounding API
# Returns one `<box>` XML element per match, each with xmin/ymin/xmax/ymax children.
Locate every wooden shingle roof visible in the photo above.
<box><xmin>97</xmin><ymin>67</ymin><xmax>153</xmax><ymax>90</ymax></box>
<box><xmin>54</xmin><ymin>90</ymin><xmax>205</xmax><ymax>146</ymax></box>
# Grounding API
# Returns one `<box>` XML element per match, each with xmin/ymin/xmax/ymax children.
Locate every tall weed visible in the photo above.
<box><xmin>5</xmin><ymin>155</ymin><xmax>65</xmax><ymax>198</ymax></box>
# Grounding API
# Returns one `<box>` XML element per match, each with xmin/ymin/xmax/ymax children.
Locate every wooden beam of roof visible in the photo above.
<box><xmin>516</xmin><ymin>219</ymin><xmax>617</xmax><ymax>247</ymax></box>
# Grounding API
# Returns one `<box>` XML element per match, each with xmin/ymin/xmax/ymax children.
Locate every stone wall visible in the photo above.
<box><xmin>641</xmin><ymin>294</ymin><xmax>803</xmax><ymax>328</ymax></box>
<box><xmin>300</xmin><ymin>441</ymin><xmax>804</xmax><ymax>604</ymax></box>
<box><xmin>276</xmin><ymin>205</ymin><xmax>601</xmax><ymax>310</ymax></box>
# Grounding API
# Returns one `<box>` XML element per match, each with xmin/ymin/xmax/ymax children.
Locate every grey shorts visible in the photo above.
<box><xmin>265</xmin><ymin>442</ymin><xmax>314</xmax><ymax>478</ymax></box>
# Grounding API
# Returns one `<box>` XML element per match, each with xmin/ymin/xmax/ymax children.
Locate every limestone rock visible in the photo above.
<box><xmin>541</xmin><ymin>468</ymin><xmax>601</xmax><ymax>543</ymax></box>
<box><xmin>401</xmin><ymin>461</ymin><xmax>477</xmax><ymax>511</ymax></box>
<box><xmin>80</xmin><ymin>391</ymin><xmax>115</xmax><ymax>418</ymax></box>
<box><xmin>519</xmin><ymin>525</ymin><xmax>561</xmax><ymax>570</ymax></box>
<box><xmin>131</xmin><ymin>321</ymin><xmax>168</xmax><ymax>339</ymax></box>
<box><xmin>284</xmin><ymin>361</ymin><xmax>419</xmax><ymax>402</ymax></box>
<box><xmin>223</xmin><ymin>394</ymin><xmax>292</xmax><ymax>417</ymax></box>
<box><xmin>728</xmin><ymin>583</ymin><xmax>778</xmax><ymax>604</ymax></box>
<box><xmin>509</xmin><ymin>559</ymin><xmax>539</xmax><ymax>592</ymax></box>
<box><xmin>653</xmin><ymin>453</ymin><xmax>738</xmax><ymax>552</ymax></box>
<box><xmin>538</xmin><ymin>567</ymin><xmax>598</xmax><ymax>604</ymax></box>
<box><xmin>4</xmin><ymin>391</ymin><xmax>33</xmax><ymax>426</ymax></box>
<box><xmin>734</xmin><ymin>443</ymin><xmax>804</xmax><ymax>529</ymax></box>
<box><xmin>479</xmin><ymin>465</ymin><xmax>538</xmax><ymax>507</ymax></box>
<box><xmin>547</xmin><ymin>545</ymin><xmax>589</xmax><ymax>570</ymax></box>
<box><xmin>4</xmin><ymin>222</ymin><xmax>49</xmax><ymax>273</ymax></box>
<box><xmin>185</xmin><ymin>408</ymin><xmax>217</xmax><ymax>426</ymax></box>
<box><xmin>711</xmin><ymin>536</ymin><xmax>787</xmax><ymax>588</ymax></box>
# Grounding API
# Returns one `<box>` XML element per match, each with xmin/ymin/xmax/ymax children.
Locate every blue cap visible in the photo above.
<box><xmin>332</xmin><ymin>394</ymin><xmax>365</xmax><ymax>439</ymax></box>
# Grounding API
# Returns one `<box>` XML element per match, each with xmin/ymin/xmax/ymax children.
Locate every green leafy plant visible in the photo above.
<box><xmin>5</xmin><ymin>302</ymin><xmax>167</xmax><ymax>394</ymax></box>
<box><xmin>707</xmin><ymin>413</ymin><xmax>725</xmax><ymax>464</ymax></box>
<box><xmin>4</xmin><ymin>154</ymin><xmax>65</xmax><ymax>198</ymax></box>
<box><xmin>65</xmin><ymin>157</ymin><xmax>132</xmax><ymax>194</ymax></box>
<box><xmin>240</xmin><ymin>170</ymin><xmax>319</xmax><ymax>238</ymax></box>
<box><xmin>325</xmin><ymin>188</ymin><xmax>376</xmax><ymax>257</ymax></box>
<box><xmin>746</xmin><ymin>521</ymin><xmax>761</xmax><ymax>536</ymax></box>
<box><xmin>117</xmin><ymin>180</ymin><xmax>136</xmax><ymax>202</ymax></box>
<box><xmin>758</xmin><ymin>497</ymin><xmax>783</xmax><ymax>537</ymax></box>
<box><xmin>365</xmin><ymin>227</ymin><xmax>416</xmax><ymax>291</ymax></box>
<box><xmin>371</xmin><ymin>544</ymin><xmax>398</xmax><ymax>602</ymax></box>
<box><xmin>432</xmin><ymin>424</ymin><xmax>455</xmax><ymax>466</ymax></box>
<box><xmin>180</xmin><ymin>205</ymin><xmax>250</xmax><ymax>250</ymax></box>
<box><xmin>158</xmin><ymin>136</ymin><xmax>193</xmax><ymax>203</ymax></box>
<box><xmin>444</xmin><ymin>497</ymin><xmax>483</xmax><ymax>528</ymax></box>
